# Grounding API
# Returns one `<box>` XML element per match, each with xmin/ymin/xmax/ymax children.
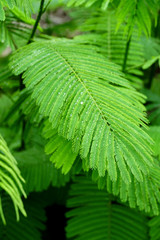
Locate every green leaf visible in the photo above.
<box><xmin>0</xmin><ymin>9</ymin><xmax>42</xmax><ymax>48</ymax></box>
<box><xmin>93</xmin><ymin>164</ymin><xmax>160</xmax><ymax>215</ymax></box>
<box><xmin>116</xmin><ymin>0</ymin><xmax>158</xmax><ymax>37</ymax></box>
<box><xmin>0</xmin><ymin>135</ymin><xmax>26</xmax><ymax>224</ymax></box>
<box><xmin>66</xmin><ymin>176</ymin><xmax>149</xmax><ymax>240</ymax></box>
<box><xmin>7</xmin><ymin>88</ymin><xmax>160</xmax><ymax>214</ymax></box>
<box><xmin>143</xmin><ymin>55</ymin><xmax>160</xmax><ymax>69</ymax></box>
<box><xmin>14</xmin><ymin>147</ymin><xmax>71</xmax><ymax>194</ymax></box>
<box><xmin>43</xmin><ymin>121</ymin><xmax>78</xmax><ymax>175</ymax></box>
<box><xmin>0</xmin><ymin>0</ymin><xmax>34</xmax><ymax>21</ymax></box>
<box><xmin>77</xmin><ymin>11</ymin><xmax>145</xmax><ymax>89</ymax></box>
<box><xmin>0</xmin><ymin>193</ymin><xmax>46</xmax><ymax>240</ymax></box>
<box><xmin>9</xmin><ymin>39</ymin><xmax>153</xmax><ymax>184</ymax></box>
<box><xmin>149</xmin><ymin>214</ymin><xmax>160</xmax><ymax>240</ymax></box>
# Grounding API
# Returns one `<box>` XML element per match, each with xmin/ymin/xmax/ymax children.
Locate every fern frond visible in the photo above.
<box><xmin>14</xmin><ymin>147</ymin><xmax>71</xmax><ymax>194</ymax></box>
<box><xmin>0</xmin><ymin>8</ymin><xmax>43</xmax><ymax>49</ymax></box>
<box><xmin>78</xmin><ymin>11</ymin><xmax>145</xmax><ymax>88</ymax></box>
<box><xmin>93</xmin><ymin>161</ymin><xmax>160</xmax><ymax>215</ymax></box>
<box><xmin>92</xmin><ymin>125</ymin><xmax>160</xmax><ymax>215</ymax></box>
<box><xmin>149</xmin><ymin>214</ymin><xmax>160</xmax><ymax>240</ymax></box>
<box><xmin>4</xmin><ymin>89</ymin><xmax>43</xmax><ymax>125</ymax></box>
<box><xmin>9</xmin><ymin>39</ymin><xmax>153</xmax><ymax>184</ymax></box>
<box><xmin>74</xmin><ymin>32</ymin><xmax>144</xmax><ymax>89</ymax></box>
<box><xmin>43</xmin><ymin>121</ymin><xmax>78</xmax><ymax>175</ymax></box>
<box><xmin>0</xmin><ymin>0</ymin><xmax>34</xmax><ymax>21</ymax></box>
<box><xmin>0</xmin><ymin>135</ymin><xmax>26</xmax><ymax>224</ymax></box>
<box><xmin>43</xmin><ymin>118</ymin><xmax>160</xmax><ymax>214</ymax></box>
<box><xmin>116</xmin><ymin>0</ymin><xmax>159</xmax><ymax>37</ymax></box>
<box><xmin>7</xmin><ymin>88</ymin><xmax>160</xmax><ymax>214</ymax></box>
<box><xmin>66</xmin><ymin>176</ymin><xmax>148</xmax><ymax>240</ymax></box>
<box><xmin>0</xmin><ymin>193</ymin><xmax>46</xmax><ymax>240</ymax></box>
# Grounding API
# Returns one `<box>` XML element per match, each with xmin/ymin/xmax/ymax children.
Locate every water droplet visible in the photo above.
<box><xmin>81</xmin><ymin>102</ymin><xmax>84</xmax><ymax>104</ymax></box>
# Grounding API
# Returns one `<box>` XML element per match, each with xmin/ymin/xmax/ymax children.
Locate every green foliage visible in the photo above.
<box><xmin>92</xmin><ymin>164</ymin><xmax>160</xmax><ymax>215</ymax></box>
<box><xmin>76</xmin><ymin>11</ymin><xmax>145</xmax><ymax>88</ymax></box>
<box><xmin>0</xmin><ymin>135</ymin><xmax>26</xmax><ymax>224</ymax></box>
<box><xmin>66</xmin><ymin>176</ymin><xmax>148</xmax><ymax>240</ymax></box>
<box><xmin>9</xmin><ymin>40</ymin><xmax>153</xmax><ymax>184</ymax></box>
<box><xmin>149</xmin><ymin>214</ymin><xmax>160</xmax><ymax>240</ymax></box>
<box><xmin>143</xmin><ymin>55</ymin><xmax>160</xmax><ymax>69</ymax></box>
<box><xmin>116</xmin><ymin>0</ymin><xmax>159</xmax><ymax>37</ymax></box>
<box><xmin>14</xmin><ymin>147</ymin><xmax>71</xmax><ymax>194</ymax></box>
<box><xmin>0</xmin><ymin>194</ymin><xmax>46</xmax><ymax>239</ymax></box>
<box><xmin>0</xmin><ymin>8</ymin><xmax>42</xmax><ymax>49</ymax></box>
<box><xmin>0</xmin><ymin>0</ymin><xmax>34</xmax><ymax>21</ymax></box>
<box><xmin>0</xmin><ymin>0</ymin><xmax>160</xmax><ymax>239</ymax></box>
<box><xmin>142</xmin><ymin>89</ymin><xmax>160</xmax><ymax>125</ymax></box>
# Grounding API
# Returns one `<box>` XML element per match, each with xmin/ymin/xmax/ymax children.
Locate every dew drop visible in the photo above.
<box><xmin>81</xmin><ymin>101</ymin><xmax>84</xmax><ymax>104</ymax></box>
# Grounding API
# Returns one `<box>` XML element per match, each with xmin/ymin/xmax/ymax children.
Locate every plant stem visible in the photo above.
<box><xmin>20</xmin><ymin>0</ymin><xmax>45</xmax><ymax>89</ymax></box>
<box><xmin>122</xmin><ymin>37</ymin><xmax>131</xmax><ymax>73</ymax></box>
<box><xmin>147</xmin><ymin>64</ymin><xmax>156</xmax><ymax>89</ymax></box>
<box><xmin>20</xmin><ymin>119</ymin><xmax>26</xmax><ymax>150</ymax></box>
<box><xmin>19</xmin><ymin>0</ymin><xmax>45</xmax><ymax>150</ymax></box>
<box><xmin>155</xmin><ymin>10</ymin><xmax>160</xmax><ymax>39</ymax></box>
<box><xmin>27</xmin><ymin>0</ymin><xmax>45</xmax><ymax>44</ymax></box>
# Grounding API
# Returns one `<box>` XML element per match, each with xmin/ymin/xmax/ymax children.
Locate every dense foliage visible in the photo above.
<box><xmin>0</xmin><ymin>0</ymin><xmax>160</xmax><ymax>239</ymax></box>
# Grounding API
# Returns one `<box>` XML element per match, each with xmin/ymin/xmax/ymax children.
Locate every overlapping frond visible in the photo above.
<box><xmin>116</xmin><ymin>0</ymin><xmax>159</xmax><ymax>37</ymax></box>
<box><xmin>42</xmin><ymin>117</ymin><xmax>160</xmax><ymax>214</ymax></box>
<box><xmin>44</xmin><ymin>122</ymin><xmax>160</xmax><ymax>214</ymax></box>
<box><xmin>149</xmin><ymin>215</ymin><xmax>160</xmax><ymax>240</ymax></box>
<box><xmin>9</xmin><ymin>39</ymin><xmax>153</xmax><ymax>184</ymax></box>
<box><xmin>0</xmin><ymin>194</ymin><xmax>46</xmax><ymax>240</ymax></box>
<box><xmin>43</xmin><ymin>121</ymin><xmax>78</xmax><ymax>174</ymax></box>
<box><xmin>92</xmin><ymin>124</ymin><xmax>160</xmax><ymax>215</ymax></box>
<box><xmin>14</xmin><ymin>147</ymin><xmax>71</xmax><ymax>194</ymax></box>
<box><xmin>0</xmin><ymin>8</ymin><xmax>42</xmax><ymax>49</ymax></box>
<box><xmin>5</xmin><ymin>89</ymin><xmax>43</xmax><ymax>125</ymax></box>
<box><xmin>66</xmin><ymin>176</ymin><xmax>148</xmax><ymax>240</ymax></box>
<box><xmin>82</xmin><ymin>11</ymin><xmax>144</xmax><ymax>64</ymax></box>
<box><xmin>0</xmin><ymin>135</ymin><xmax>26</xmax><ymax>224</ymax></box>
<box><xmin>0</xmin><ymin>0</ymin><xmax>34</xmax><ymax>21</ymax></box>
<box><xmin>78</xmin><ymin>11</ymin><xmax>145</xmax><ymax>88</ymax></box>
<box><xmin>5</xmin><ymin>87</ymin><xmax>160</xmax><ymax>214</ymax></box>
<box><xmin>92</xmin><ymin>162</ymin><xmax>160</xmax><ymax>215</ymax></box>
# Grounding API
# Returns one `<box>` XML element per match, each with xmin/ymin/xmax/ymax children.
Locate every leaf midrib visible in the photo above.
<box><xmin>48</xmin><ymin>45</ymin><xmax>109</xmax><ymax>128</ymax></box>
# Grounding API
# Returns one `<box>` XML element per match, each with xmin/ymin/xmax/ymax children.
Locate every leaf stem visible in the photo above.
<box><xmin>27</xmin><ymin>0</ymin><xmax>45</xmax><ymax>44</ymax></box>
<box><xmin>19</xmin><ymin>0</ymin><xmax>45</xmax><ymax>150</ymax></box>
<box><xmin>122</xmin><ymin>37</ymin><xmax>131</xmax><ymax>73</ymax></box>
